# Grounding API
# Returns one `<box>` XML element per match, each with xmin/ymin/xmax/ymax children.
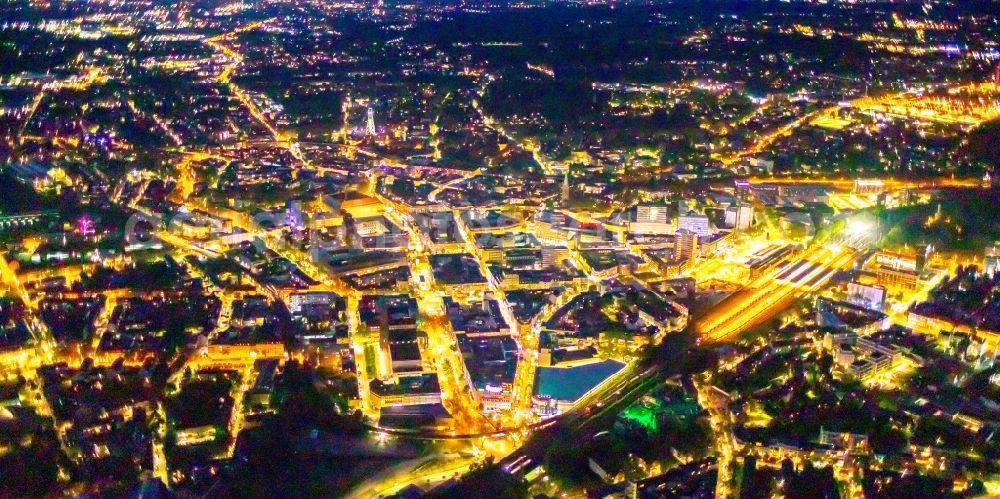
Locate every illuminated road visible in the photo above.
<box><xmin>0</xmin><ymin>253</ymin><xmax>56</xmax><ymax>361</ymax></box>
<box><xmin>693</xmin><ymin>376</ymin><xmax>867</xmax><ymax>499</ymax></box>
<box><xmin>427</xmin><ymin>169</ymin><xmax>480</xmax><ymax>203</ymax></box>
<box><xmin>166</xmin><ymin>151</ymin><xmax>229</xmax><ymax>204</ymax></box>
<box><xmin>7</xmin><ymin>11</ymin><xmax>993</xmax><ymax>497</ymax></box>
<box><xmin>716</xmin><ymin>82</ymin><xmax>1000</xmax><ymax>166</ymax></box>
<box><xmin>693</xmin><ymin>376</ymin><xmax>737</xmax><ymax>498</ymax></box>
<box><xmin>345</xmin><ymin>452</ymin><xmax>480</xmax><ymax>499</ymax></box>
<box><xmin>715</xmin><ymin>108</ymin><xmax>826</xmax><ymax>166</ymax></box>
<box><xmin>203</xmin><ymin>20</ymin><xmax>319</xmax><ymax>173</ymax></box>
<box><xmin>199</xmin><ymin>20</ymin><xmax>494</xmax><ymax>435</ymax></box>
<box><xmin>18</xmin><ymin>91</ymin><xmax>45</xmax><ymax>139</ymax></box>
<box><xmin>473</xmin><ymin>76</ymin><xmax>555</xmax><ymax>176</ymax></box>
<box><xmin>127</xmin><ymin>99</ymin><xmax>183</xmax><ymax>146</ymax></box>
<box><xmin>16</xmin><ymin>68</ymin><xmax>107</xmax><ymax>142</ymax></box>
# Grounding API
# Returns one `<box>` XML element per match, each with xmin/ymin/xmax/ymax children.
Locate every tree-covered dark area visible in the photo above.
<box><xmin>211</xmin><ymin>362</ymin><xmax>383</xmax><ymax>497</ymax></box>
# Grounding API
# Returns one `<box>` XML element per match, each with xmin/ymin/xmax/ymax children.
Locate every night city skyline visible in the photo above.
<box><xmin>1</xmin><ymin>0</ymin><xmax>1000</xmax><ymax>497</ymax></box>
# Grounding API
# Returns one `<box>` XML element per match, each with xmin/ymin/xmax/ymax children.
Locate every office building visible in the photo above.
<box><xmin>674</xmin><ymin>230</ymin><xmax>699</xmax><ymax>261</ymax></box>
<box><xmin>677</xmin><ymin>212</ymin><xmax>710</xmax><ymax>237</ymax></box>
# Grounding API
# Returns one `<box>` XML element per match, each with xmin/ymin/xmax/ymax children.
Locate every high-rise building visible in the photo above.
<box><xmin>734</xmin><ymin>179</ymin><xmax>752</xmax><ymax>201</ymax></box>
<box><xmin>674</xmin><ymin>229</ymin><xmax>699</xmax><ymax>261</ymax></box>
<box><xmin>876</xmin><ymin>266</ymin><xmax>919</xmax><ymax>293</ymax></box>
<box><xmin>677</xmin><ymin>212</ymin><xmax>710</xmax><ymax>237</ymax></box>
<box><xmin>636</xmin><ymin>204</ymin><xmax>668</xmax><ymax>224</ymax></box>
<box><xmin>725</xmin><ymin>204</ymin><xmax>754</xmax><ymax>230</ymax></box>
<box><xmin>846</xmin><ymin>282</ymin><xmax>886</xmax><ymax>311</ymax></box>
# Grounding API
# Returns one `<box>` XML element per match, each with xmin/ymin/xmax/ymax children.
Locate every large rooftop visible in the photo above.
<box><xmin>533</xmin><ymin>360</ymin><xmax>625</xmax><ymax>403</ymax></box>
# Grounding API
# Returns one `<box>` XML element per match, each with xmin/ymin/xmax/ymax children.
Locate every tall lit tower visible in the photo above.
<box><xmin>365</xmin><ymin>106</ymin><xmax>376</xmax><ymax>137</ymax></box>
<box><xmin>560</xmin><ymin>166</ymin><xmax>570</xmax><ymax>206</ymax></box>
<box><xmin>339</xmin><ymin>93</ymin><xmax>352</xmax><ymax>140</ymax></box>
